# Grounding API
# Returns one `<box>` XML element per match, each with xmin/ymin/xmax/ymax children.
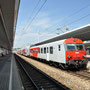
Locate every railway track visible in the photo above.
<box><xmin>14</xmin><ymin>54</ymin><xmax>69</xmax><ymax>90</ymax></box>
<box><xmin>31</xmin><ymin>56</ymin><xmax>90</xmax><ymax>81</ymax></box>
<box><xmin>29</xmin><ymin>56</ymin><xmax>90</xmax><ymax>81</ymax></box>
<box><xmin>20</xmin><ymin>55</ymin><xmax>90</xmax><ymax>82</ymax></box>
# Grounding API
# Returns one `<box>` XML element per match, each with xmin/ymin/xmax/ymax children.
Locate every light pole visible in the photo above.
<box><xmin>66</xmin><ymin>24</ymin><xmax>69</xmax><ymax>31</ymax></box>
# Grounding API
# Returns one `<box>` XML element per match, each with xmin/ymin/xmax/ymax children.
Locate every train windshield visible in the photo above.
<box><xmin>76</xmin><ymin>44</ymin><xmax>84</xmax><ymax>50</ymax></box>
<box><xmin>66</xmin><ymin>43</ymin><xmax>85</xmax><ymax>51</ymax></box>
<box><xmin>66</xmin><ymin>44</ymin><xmax>76</xmax><ymax>51</ymax></box>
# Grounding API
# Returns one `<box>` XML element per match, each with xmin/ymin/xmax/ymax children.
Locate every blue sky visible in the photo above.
<box><xmin>14</xmin><ymin>0</ymin><xmax>90</xmax><ymax>48</ymax></box>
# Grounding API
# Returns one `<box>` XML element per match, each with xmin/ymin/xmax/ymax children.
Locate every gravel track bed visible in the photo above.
<box><xmin>17</xmin><ymin>54</ymin><xmax>90</xmax><ymax>90</ymax></box>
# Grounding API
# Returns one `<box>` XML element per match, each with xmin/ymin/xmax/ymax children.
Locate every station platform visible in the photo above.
<box><xmin>0</xmin><ymin>54</ymin><xmax>23</xmax><ymax>90</ymax></box>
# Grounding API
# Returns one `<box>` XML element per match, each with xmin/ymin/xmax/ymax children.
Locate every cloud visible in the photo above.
<box><xmin>31</xmin><ymin>12</ymin><xmax>52</xmax><ymax>29</ymax></box>
<box><xmin>32</xmin><ymin>18</ymin><xmax>51</xmax><ymax>29</ymax></box>
<box><xmin>14</xmin><ymin>11</ymin><xmax>58</xmax><ymax>48</ymax></box>
<box><xmin>16</xmin><ymin>32</ymin><xmax>55</xmax><ymax>38</ymax></box>
<box><xmin>36</xmin><ymin>12</ymin><xmax>49</xmax><ymax>19</ymax></box>
<box><xmin>14</xmin><ymin>31</ymin><xmax>56</xmax><ymax>48</ymax></box>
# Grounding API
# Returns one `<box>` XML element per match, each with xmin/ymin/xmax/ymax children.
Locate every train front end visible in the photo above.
<box><xmin>64</xmin><ymin>38</ymin><xmax>87</xmax><ymax>68</ymax></box>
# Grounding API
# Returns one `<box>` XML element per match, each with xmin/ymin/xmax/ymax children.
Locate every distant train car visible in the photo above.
<box><xmin>18</xmin><ymin>49</ymin><xmax>22</xmax><ymax>55</ymax></box>
<box><xmin>17</xmin><ymin>49</ymin><xmax>21</xmax><ymax>54</ymax></box>
<box><xmin>22</xmin><ymin>48</ymin><xmax>25</xmax><ymax>56</ymax></box>
<box><xmin>24</xmin><ymin>46</ymin><xmax>30</xmax><ymax>56</ymax></box>
<box><xmin>29</xmin><ymin>38</ymin><xmax>87</xmax><ymax>68</ymax></box>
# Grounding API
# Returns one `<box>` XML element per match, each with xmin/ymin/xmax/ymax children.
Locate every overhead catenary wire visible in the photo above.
<box><xmin>64</xmin><ymin>13</ymin><xmax>90</xmax><ymax>26</ymax></box>
<box><xmin>18</xmin><ymin>0</ymin><xmax>47</xmax><ymax>47</ymax></box>
<box><xmin>24</xmin><ymin>0</ymin><xmax>47</xmax><ymax>31</ymax></box>
<box><xmin>22</xmin><ymin>1</ymin><xmax>90</xmax><ymax>35</ymax></box>
<box><xmin>63</xmin><ymin>3</ymin><xmax>90</xmax><ymax>22</ymax></box>
<box><xmin>18</xmin><ymin>1</ymin><xmax>90</xmax><ymax>48</ymax></box>
<box><xmin>20</xmin><ymin>0</ymin><xmax>42</xmax><ymax>36</ymax></box>
<box><xmin>23</xmin><ymin>0</ymin><xmax>41</xmax><ymax>30</ymax></box>
<box><xmin>50</xmin><ymin>13</ymin><xmax>90</xmax><ymax>34</ymax></box>
<box><xmin>42</xmin><ymin>3</ymin><xmax>90</xmax><ymax>33</ymax></box>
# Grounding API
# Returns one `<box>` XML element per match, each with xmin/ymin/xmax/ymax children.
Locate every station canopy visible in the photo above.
<box><xmin>0</xmin><ymin>0</ymin><xmax>20</xmax><ymax>50</ymax></box>
<box><xmin>33</xmin><ymin>24</ymin><xmax>90</xmax><ymax>46</ymax></box>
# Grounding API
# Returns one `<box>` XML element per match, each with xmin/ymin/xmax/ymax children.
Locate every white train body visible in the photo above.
<box><xmin>29</xmin><ymin>38</ymin><xmax>87</xmax><ymax>67</ymax></box>
<box><xmin>20</xmin><ymin>38</ymin><xmax>87</xmax><ymax>68</ymax></box>
<box><xmin>24</xmin><ymin>46</ymin><xmax>30</xmax><ymax>56</ymax></box>
<box><xmin>32</xmin><ymin>39</ymin><xmax>65</xmax><ymax>63</ymax></box>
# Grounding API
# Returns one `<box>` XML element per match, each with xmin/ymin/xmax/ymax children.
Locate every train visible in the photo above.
<box><xmin>17</xmin><ymin>38</ymin><xmax>88</xmax><ymax>69</ymax></box>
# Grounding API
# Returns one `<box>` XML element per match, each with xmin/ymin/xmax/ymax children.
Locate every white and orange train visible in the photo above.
<box><xmin>19</xmin><ymin>38</ymin><xmax>87</xmax><ymax>68</ymax></box>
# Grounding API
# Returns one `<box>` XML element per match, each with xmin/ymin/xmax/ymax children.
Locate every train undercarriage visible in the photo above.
<box><xmin>66</xmin><ymin>59</ymin><xmax>88</xmax><ymax>69</ymax></box>
<box><xmin>30</xmin><ymin>56</ymin><xmax>88</xmax><ymax>70</ymax></box>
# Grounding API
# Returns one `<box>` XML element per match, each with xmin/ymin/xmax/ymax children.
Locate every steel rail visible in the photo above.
<box><xmin>14</xmin><ymin>54</ymin><xmax>69</xmax><ymax>90</ymax></box>
<box><xmin>15</xmin><ymin>55</ymin><xmax>39</xmax><ymax>90</ymax></box>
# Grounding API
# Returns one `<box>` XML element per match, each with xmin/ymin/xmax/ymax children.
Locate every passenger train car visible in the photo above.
<box><xmin>24</xmin><ymin>46</ymin><xmax>30</xmax><ymax>56</ymax></box>
<box><xmin>29</xmin><ymin>38</ymin><xmax>87</xmax><ymax>68</ymax></box>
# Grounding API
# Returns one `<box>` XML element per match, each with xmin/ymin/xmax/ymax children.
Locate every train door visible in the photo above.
<box><xmin>57</xmin><ymin>44</ymin><xmax>65</xmax><ymax>63</ymax></box>
<box><xmin>46</xmin><ymin>47</ymin><xmax>49</xmax><ymax>61</ymax></box>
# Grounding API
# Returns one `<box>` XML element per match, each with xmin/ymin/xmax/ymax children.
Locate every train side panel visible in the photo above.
<box><xmin>30</xmin><ymin>40</ymin><xmax>66</xmax><ymax>63</ymax></box>
<box><xmin>29</xmin><ymin>38</ymin><xmax>87</xmax><ymax>68</ymax></box>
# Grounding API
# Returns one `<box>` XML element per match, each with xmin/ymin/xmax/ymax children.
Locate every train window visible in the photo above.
<box><xmin>33</xmin><ymin>49</ymin><xmax>35</xmax><ymax>53</ymax></box>
<box><xmin>30</xmin><ymin>49</ymin><xmax>33</xmax><ymax>53</ymax></box>
<box><xmin>76</xmin><ymin>44</ymin><xmax>84</xmax><ymax>50</ymax></box>
<box><xmin>35</xmin><ymin>49</ymin><xmax>39</xmax><ymax>53</ymax></box>
<box><xmin>47</xmin><ymin>47</ymin><xmax>48</xmax><ymax>53</ymax></box>
<box><xmin>66</xmin><ymin>44</ymin><xmax>76</xmax><ymax>51</ymax></box>
<box><xmin>39</xmin><ymin>48</ymin><xmax>40</xmax><ymax>53</ymax></box>
<box><xmin>50</xmin><ymin>46</ymin><xmax>53</xmax><ymax>54</ymax></box>
<box><xmin>44</xmin><ymin>47</ymin><xmax>46</xmax><ymax>54</ymax></box>
<box><xmin>41</xmin><ymin>48</ymin><xmax>43</xmax><ymax>53</ymax></box>
<box><xmin>58</xmin><ymin>45</ymin><xmax>61</xmax><ymax>51</ymax></box>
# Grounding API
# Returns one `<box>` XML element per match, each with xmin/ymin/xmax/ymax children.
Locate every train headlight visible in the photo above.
<box><xmin>67</xmin><ymin>55</ymin><xmax>71</xmax><ymax>58</ymax></box>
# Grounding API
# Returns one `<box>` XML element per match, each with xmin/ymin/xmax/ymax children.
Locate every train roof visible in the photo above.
<box><xmin>31</xmin><ymin>24</ymin><xmax>90</xmax><ymax>47</ymax></box>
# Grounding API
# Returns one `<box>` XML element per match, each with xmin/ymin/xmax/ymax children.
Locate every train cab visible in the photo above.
<box><xmin>64</xmin><ymin>38</ymin><xmax>87</xmax><ymax>67</ymax></box>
